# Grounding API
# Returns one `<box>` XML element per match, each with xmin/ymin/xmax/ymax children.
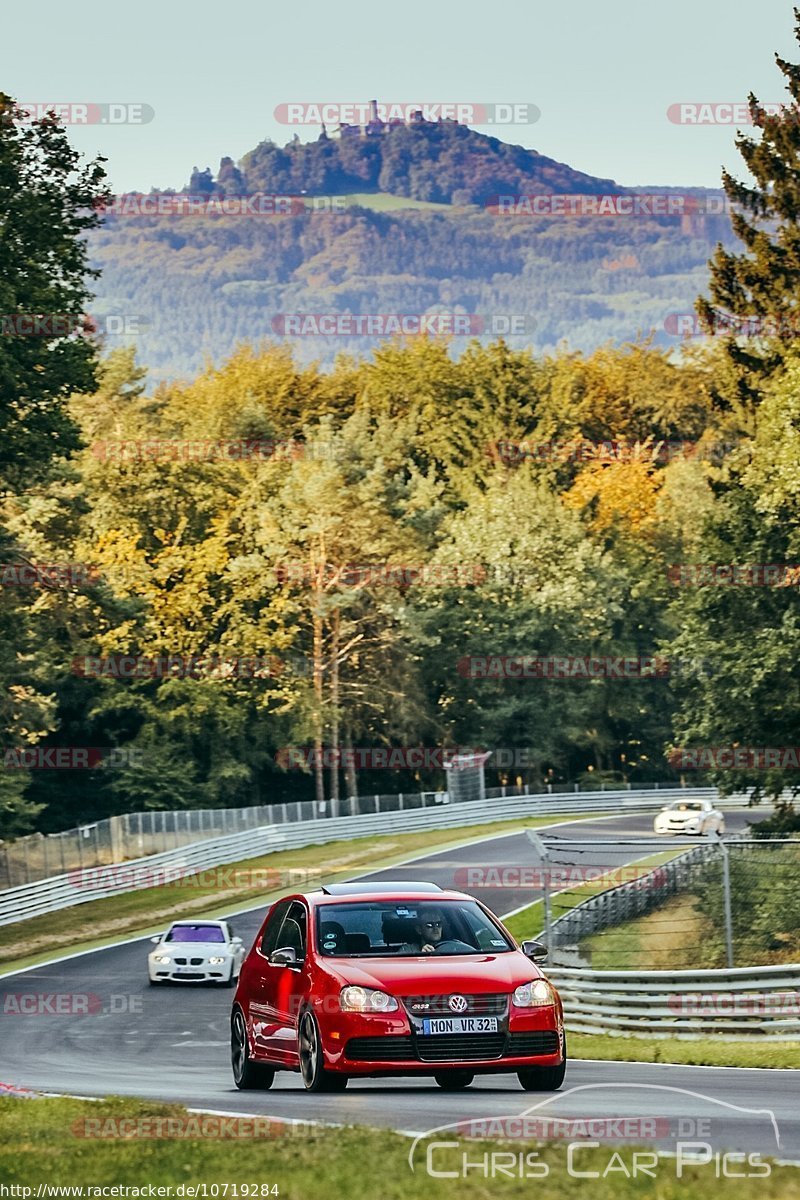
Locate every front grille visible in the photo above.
<box><xmin>191</xmin><ymin>957</ymin><xmax>204</xmax><ymax>965</ymax></box>
<box><xmin>403</xmin><ymin>993</ymin><xmax>507</xmax><ymax>1016</ymax></box>
<box><xmin>345</xmin><ymin>1029</ymin><xmax>558</xmax><ymax>1064</ymax></box>
<box><xmin>173</xmin><ymin>972</ymin><xmax>204</xmax><ymax>979</ymax></box>
<box><xmin>506</xmin><ymin>1031</ymin><xmax>559</xmax><ymax>1056</ymax></box>
<box><xmin>346</xmin><ymin>1036</ymin><xmax>414</xmax><ymax>1062</ymax></box>
<box><xmin>174</xmin><ymin>957</ymin><xmax>187</xmax><ymax>965</ymax></box>
<box><xmin>417</xmin><ymin>1034</ymin><xmax>506</xmax><ymax>1061</ymax></box>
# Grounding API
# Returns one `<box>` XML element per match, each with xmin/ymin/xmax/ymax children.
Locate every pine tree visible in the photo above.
<box><xmin>697</xmin><ymin>7</ymin><xmax>800</xmax><ymax>410</ymax></box>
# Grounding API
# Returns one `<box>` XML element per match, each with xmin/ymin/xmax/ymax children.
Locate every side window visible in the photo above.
<box><xmin>259</xmin><ymin>900</ymin><xmax>291</xmax><ymax>957</ymax></box>
<box><xmin>277</xmin><ymin>902</ymin><xmax>307</xmax><ymax>958</ymax></box>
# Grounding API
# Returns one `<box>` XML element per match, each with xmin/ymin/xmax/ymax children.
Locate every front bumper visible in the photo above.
<box><xmin>319</xmin><ymin>1003</ymin><xmax>563</xmax><ymax>1075</ymax></box>
<box><xmin>149</xmin><ymin>960</ymin><xmax>233</xmax><ymax>983</ymax></box>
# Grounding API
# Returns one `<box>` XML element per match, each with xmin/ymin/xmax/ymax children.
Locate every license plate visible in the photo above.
<box><xmin>175</xmin><ymin>968</ymin><xmax>197</xmax><ymax>975</ymax></box>
<box><xmin>422</xmin><ymin>1017</ymin><xmax>498</xmax><ymax>1035</ymax></box>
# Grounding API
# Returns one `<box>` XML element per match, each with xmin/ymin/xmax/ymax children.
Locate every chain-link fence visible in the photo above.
<box><xmin>539</xmin><ymin>836</ymin><xmax>800</xmax><ymax>971</ymax></box>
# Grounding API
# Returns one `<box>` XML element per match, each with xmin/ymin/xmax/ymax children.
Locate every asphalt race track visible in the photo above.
<box><xmin>2</xmin><ymin>808</ymin><xmax>798</xmax><ymax>1161</ymax></box>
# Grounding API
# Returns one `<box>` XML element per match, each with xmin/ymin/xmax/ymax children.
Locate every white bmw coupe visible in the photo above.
<box><xmin>148</xmin><ymin>919</ymin><xmax>245</xmax><ymax>986</ymax></box>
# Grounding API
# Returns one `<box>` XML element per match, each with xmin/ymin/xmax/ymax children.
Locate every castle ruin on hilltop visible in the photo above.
<box><xmin>322</xmin><ymin>99</ymin><xmax>461</xmax><ymax>141</ymax></box>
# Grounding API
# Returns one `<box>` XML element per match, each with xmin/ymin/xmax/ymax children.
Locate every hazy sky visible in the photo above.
<box><xmin>3</xmin><ymin>0</ymin><xmax>795</xmax><ymax>192</ymax></box>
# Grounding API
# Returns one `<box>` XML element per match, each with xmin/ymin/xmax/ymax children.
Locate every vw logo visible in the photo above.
<box><xmin>448</xmin><ymin>994</ymin><xmax>468</xmax><ymax>1013</ymax></box>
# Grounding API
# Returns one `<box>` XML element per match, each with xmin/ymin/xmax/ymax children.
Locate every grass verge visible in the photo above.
<box><xmin>503</xmin><ymin>849</ymin><xmax>681</xmax><ymax>945</ymax></box>
<box><xmin>0</xmin><ymin>1096</ymin><xmax>797</xmax><ymax>1197</ymax></box>
<box><xmin>571</xmin><ymin>1031</ymin><xmax>800</xmax><ymax>1069</ymax></box>
<box><xmin>0</xmin><ymin>813</ymin><xmax>593</xmax><ymax>976</ymax></box>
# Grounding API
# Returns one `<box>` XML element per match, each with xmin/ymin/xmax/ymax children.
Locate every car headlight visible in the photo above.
<box><xmin>512</xmin><ymin>979</ymin><xmax>555</xmax><ymax>1007</ymax></box>
<box><xmin>340</xmin><ymin>986</ymin><xmax>398</xmax><ymax>1013</ymax></box>
<box><xmin>151</xmin><ymin>955</ymin><xmax>171</xmax><ymax>965</ymax></box>
<box><xmin>208</xmin><ymin>956</ymin><xmax>226</xmax><ymax>965</ymax></box>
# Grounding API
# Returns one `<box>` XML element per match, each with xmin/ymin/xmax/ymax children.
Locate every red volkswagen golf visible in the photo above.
<box><xmin>231</xmin><ymin>882</ymin><xmax>566</xmax><ymax>1092</ymax></box>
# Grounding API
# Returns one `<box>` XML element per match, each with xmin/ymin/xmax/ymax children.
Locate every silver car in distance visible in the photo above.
<box><xmin>653</xmin><ymin>799</ymin><xmax>725</xmax><ymax>836</ymax></box>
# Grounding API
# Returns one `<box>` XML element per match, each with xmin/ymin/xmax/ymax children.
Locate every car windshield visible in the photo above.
<box><xmin>670</xmin><ymin>803</ymin><xmax>703</xmax><ymax>812</ymax></box>
<box><xmin>165</xmin><ymin>924</ymin><xmax>225</xmax><ymax>943</ymax></box>
<box><xmin>316</xmin><ymin>900</ymin><xmax>514</xmax><ymax>957</ymax></box>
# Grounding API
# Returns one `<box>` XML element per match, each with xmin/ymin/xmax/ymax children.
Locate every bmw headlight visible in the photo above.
<box><xmin>512</xmin><ymin>979</ymin><xmax>555</xmax><ymax>1007</ymax></box>
<box><xmin>208</xmin><ymin>956</ymin><xmax>226</xmax><ymax>965</ymax></box>
<box><xmin>340</xmin><ymin>986</ymin><xmax>398</xmax><ymax>1013</ymax></box>
<box><xmin>152</xmin><ymin>955</ymin><xmax>171</xmax><ymax>965</ymax></box>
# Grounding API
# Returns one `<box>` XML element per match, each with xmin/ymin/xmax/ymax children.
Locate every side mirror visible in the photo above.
<box><xmin>521</xmin><ymin>939</ymin><xmax>548</xmax><ymax>962</ymax></box>
<box><xmin>150</xmin><ymin>935</ymin><xmax>163</xmax><ymax>944</ymax></box>
<box><xmin>231</xmin><ymin>936</ymin><xmax>243</xmax><ymax>945</ymax></box>
<box><xmin>269</xmin><ymin>946</ymin><xmax>302</xmax><ymax>967</ymax></box>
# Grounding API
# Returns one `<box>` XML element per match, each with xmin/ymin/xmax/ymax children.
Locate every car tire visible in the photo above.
<box><xmin>517</xmin><ymin>1040</ymin><xmax>567</xmax><ymax>1091</ymax></box>
<box><xmin>298</xmin><ymin>1011</ymin><xmax>347</xmax><ymax>1092</ymax></box>
<box><xmin>434</xmin><ymin>1071</ymin><xmax>474</xmax><ymax>1090</ymax></box>
<box><xmin>231</xmin><ymin>1009</ymin><xmax>275</xmax><ymax>1090</ymax></box>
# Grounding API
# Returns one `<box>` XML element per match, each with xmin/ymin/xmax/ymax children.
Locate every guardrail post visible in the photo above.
<box><xmin>712</xmin><ymin>831</ymin><xmax>735</xmax><ymax>969</ymax></box>
<box><xmin>525</xmin><ymin>830</ymin><xmax>552</xmax><ymax>949</ymax></box>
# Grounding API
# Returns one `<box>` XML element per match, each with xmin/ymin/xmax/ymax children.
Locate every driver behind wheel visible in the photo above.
<box><xmin>399</xmin><ymin>906</ymin><xmax>447</xmax><ymax>954</ymax></box>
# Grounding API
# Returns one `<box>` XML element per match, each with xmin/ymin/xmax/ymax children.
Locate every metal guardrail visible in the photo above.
<box><xmin>549</xmin><ymin>963</ymin><xmax>800</xmax><ymax>1040</ymax></box>
<box><xmin>546</xmin><ymin>841</ymin><xmax>721</xmax><ymax>952</ymax></box>
<box><xmin>0</xmin><ymin>778</ymin><xmax>687</xmax><ymax>889</ymax></box>
<box><xmin>0</xmin><ymin>787</ymin><xmax>720</xmax><ymax>926</ymax></box>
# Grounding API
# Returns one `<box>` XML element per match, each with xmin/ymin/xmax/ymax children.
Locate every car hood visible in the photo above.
<box><xmin>322</xmin><ymin>952</ymin><xmax>542</xmax><ymax>992</ymax></box>
<box><xmin>660</xmin><ymin>812</ymin><xmax>699</xmax><ymax>820</ymax></box>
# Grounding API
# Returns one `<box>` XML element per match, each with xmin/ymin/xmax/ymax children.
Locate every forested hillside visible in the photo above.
<box><xmin>88</xmin><ymin>122</ymin><xmax>735</xmax><ymax>380</ymax></box>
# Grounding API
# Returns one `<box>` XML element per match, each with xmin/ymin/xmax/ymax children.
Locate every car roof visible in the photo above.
<box><xmin>302</xmin><ymin>885</ymin><xmax>476</xmax><ymax>907</ymax></box>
